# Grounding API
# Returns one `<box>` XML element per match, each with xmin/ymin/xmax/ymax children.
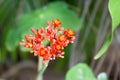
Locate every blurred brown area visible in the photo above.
<box><xmin>91</xmin><ymin>26</ymin><xmax>120</xmax><ymax>80</ymax></box>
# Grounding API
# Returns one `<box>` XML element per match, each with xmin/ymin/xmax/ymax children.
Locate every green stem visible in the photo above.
<box><xmin>36</xmin><ymin>57</ymin><xmax>49</xmax><ymax>80</ymax></box>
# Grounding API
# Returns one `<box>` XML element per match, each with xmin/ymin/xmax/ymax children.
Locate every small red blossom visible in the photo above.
<box><xmin>20</xmin><ymin>19</ymin><xmax>75</xmax><ymax>62</ymax></box>
<box><xmin>52</xmin><ymin>19</ymin><xmax>61</xmax><ymax>28</ymax></box>
<box><xmin>64</xmin><ymin>28</ymin><xmax>74</xmax><ymax>37</ymax></box>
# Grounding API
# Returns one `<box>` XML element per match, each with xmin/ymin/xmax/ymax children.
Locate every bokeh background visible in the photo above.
<box><xmin>0</xmin><ymin>0</ymin><xmax>120</xmax><ymax>80</ymax></box>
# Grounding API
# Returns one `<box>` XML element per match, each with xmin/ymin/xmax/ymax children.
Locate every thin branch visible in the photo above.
<box><xmin>69</xmin><ymin>0</ymin><xmax>92</xmax><ymax>68</ymax></box>
<box><xmin>91</xmin><ymin>16</ymin><xmax>111</xmax><ymax>68</ymax></box>
<box><xmin>113</xmin><ymin>59</ymin><xmax>120</xmax><ymax>80</ymax></box>
<box><xmin>16</xmin><ymin>0</ymin><xmax>25</xmax><ymax>19</ymax></box>
<box><xmin>106</xmin><ymin>51</ymin><xmax>115</xmax><ymax>76</ymax></box>
<box><xmin>81</xmin><ymin>0</ymin><xmax>92</xmax><ymax>23</ymax></box>
<box><xmin>80</xmin><ymin>0</ymin><xmax>101</xmax><ymax>51</ymax></box>
<box><xmin>94</xmin><ymin>53</ymin><xmax>107</xmax><ymax>75</ymax></box>
<box><xmin>94</xmin><ymin>0</ymin><xmax>108</xmax><ymax>54</ymax></box>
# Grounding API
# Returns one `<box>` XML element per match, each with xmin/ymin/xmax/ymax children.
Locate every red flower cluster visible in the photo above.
<box><xmin>20</xmin><ymin>19</ymin><xmax>75</xmax><ymax>62</ymax></box>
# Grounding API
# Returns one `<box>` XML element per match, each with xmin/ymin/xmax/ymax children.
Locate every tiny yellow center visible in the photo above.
<box><xmin>56</xmin><ymin>45</ymin><xmax>61</xmax><ymax>50</ymax></box>
<box><xmin>55</xmin><ymin>20</ymin><xmax>60</xmax><ymax>24</ymax></box>
<box><xmin>40</xmin><ymin>49</ymin><xmax>46</xmax><ymax>55</ymax></box>
<box><xmin>38</xmin><ymin>30</ymin><xmax>41</xmax><ymax>35</ymax></box>
<box><xmin>68</xmin><ymin>30</ymin><xmax>74</xmax><ymax>35</ymax></box>
<box><xmin>59</xmin><ymin>35</ymin><xmax>65</xmax><ymax>41</ymax></box>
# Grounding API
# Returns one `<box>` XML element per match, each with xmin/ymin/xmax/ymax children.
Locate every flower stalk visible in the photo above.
<box><xmin>36</xmin><ymin>58</ymin><xmax>49</xmax><ymax>80</ymax></box>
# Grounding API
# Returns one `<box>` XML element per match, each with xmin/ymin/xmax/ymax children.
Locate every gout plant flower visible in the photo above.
<box><xmin>20</xmin><ymin>19</ymin><xmax>75</xmax><ymax>63</ymax></box>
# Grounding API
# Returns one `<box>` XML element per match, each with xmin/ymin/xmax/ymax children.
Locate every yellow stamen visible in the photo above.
<box><xmin>59</xmin><ymin>35</ymin><xmax>65</xmax><ymax>41</ymax></box>
<box><xmin>40</xmin><ymin>49</ymin><xmax>46</xmax><ymax>55</ymax></box>
<box><xmin>68</xmin><ymin>30</ymin><xmax>74</xmax><ymax>35</ymax></box>
<box><xmin>55</xmin><ymin>19</ymin><xmax>60</xmax><ymax>25</ymax></box>
<box><xmin>56</xmin><ymin>45</ymin><xmax>61</xmax><ymax>50</ymax></box>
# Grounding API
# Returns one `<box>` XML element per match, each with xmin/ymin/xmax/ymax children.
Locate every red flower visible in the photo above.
<box><xmin>52</xmin><ymin>19</ymin><xmax>61</xmax><ymax>28</ymax></box>
<box><xmin>64</xmin><ymin>28</ymin><xmax>74</xmax><ymax>37</ymax></box>
<box><xmin>20</xmin><ymin>19</ymin><xmax>75</xmax><ymax>62</ymax></box>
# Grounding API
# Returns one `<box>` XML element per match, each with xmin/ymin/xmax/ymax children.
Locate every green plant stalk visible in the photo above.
<box><xmin>36</xmin><ymin>57</ymin><xmax>49</xmax><ymax>80</ymax></box>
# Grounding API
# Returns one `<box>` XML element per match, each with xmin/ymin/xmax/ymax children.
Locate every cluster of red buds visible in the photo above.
<box><xmin>20</xmin><ymin>19</ymin><xmax>75</xmax><ymax>62</ymax></box>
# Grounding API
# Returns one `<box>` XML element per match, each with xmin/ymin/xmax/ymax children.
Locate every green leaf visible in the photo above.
<box><xmin>6</xmin><ymin>1</ymin><xmax>81</xmax><ymax>52</ymax></box>
<box><xmin>97</xmin><ymin>72</ymin><xmax>108</xmax><ymax>80</ymax></box>
<box><xmin>109</xmin><ymin>0</ymin><xmax>120</xmax><ymax>31</ymax></box>
<box><xmin>94</xmin><ymin>0</ymin><xmax>120</xmax><ymax>59</ymax></box>
<box><xmin>66</xmin><ymin>63</ymin><xmax>95</xmax><ymax>80</ymax></box>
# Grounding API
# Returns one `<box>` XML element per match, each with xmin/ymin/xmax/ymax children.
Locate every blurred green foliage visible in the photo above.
<box><xmin>0</xmin><ymin>0</ymin><xmax>20</xmax><ymax>62</ymax></box>
<box><xmin>94</xmin><ymin>0</ymin><xmax>120</xmax><ymax>59</ymax></box>
<box><xmin>66</xmin><ymin>63</ymin><xmax>96</xmax><ymax>80</ymax></box>
<box><xmin>0</xmin><ymin>1</ymin><xmax>81</xmax><ymax>63</ymax></box>
<box><xmin>66</xmin><ymin>63</ymin><xmax>108</xmax><ymax>80</ymax></box>
<box><xmin>6</xmin><ymin>2</ymin><xmax>81</xmax><ymax>52</ymax></box>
